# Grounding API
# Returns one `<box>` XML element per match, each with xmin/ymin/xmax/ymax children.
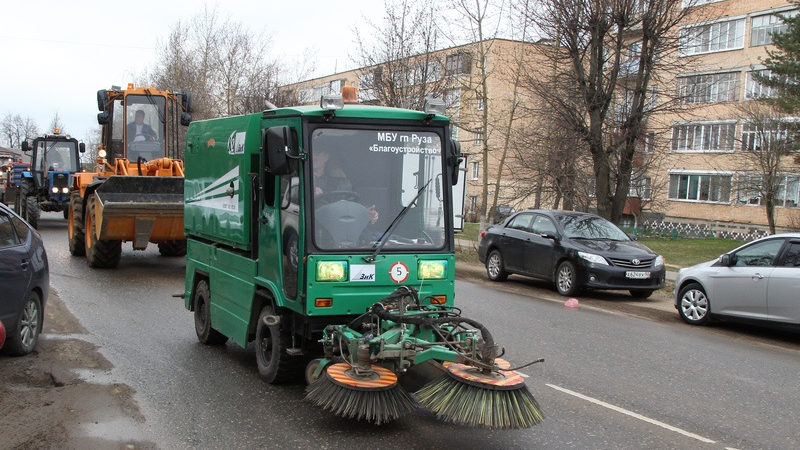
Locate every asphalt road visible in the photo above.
<box><xmin>38</xmin><ymin>212</ymin><xmax>800</xmax><ymax>449</ymax></box>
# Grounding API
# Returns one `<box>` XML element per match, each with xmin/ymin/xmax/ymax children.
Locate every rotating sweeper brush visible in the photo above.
<box><xmin>304</xmin><ymin>286</ymin><xmax>544</xmax><ymax>428</ymax></box>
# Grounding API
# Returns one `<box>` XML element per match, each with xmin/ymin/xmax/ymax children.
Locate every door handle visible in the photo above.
<box><xmin>20</xmin><ymin>259</ymin><xmax>29</xmax><ymax>270</ymax></box>
<box><xmin>752</xmin><ymin>273</ymin><xmax>764</xmax><ymax>280</ymax></box>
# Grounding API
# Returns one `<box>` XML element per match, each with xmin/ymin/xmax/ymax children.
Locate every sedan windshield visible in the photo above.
<box><xmin>557</xmin><ymin>215</ymin><xmax>630</xmax><ymax>241</ymax></box>
<box><xmin>310</xmin><ymin>128</ymin><xmax>445</xmax><ymax>251</ymax></box>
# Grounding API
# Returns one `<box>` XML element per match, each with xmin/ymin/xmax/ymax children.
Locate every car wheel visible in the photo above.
<box><xmin>555</xmin><ymin>261</ymin><xmax>579</xmax><ymax>296</ymax></box>
<box><xmin>193</xmin><ymin>279</ymin><xmax>228</xmax><ymax>345</ymax></box>
<box><xmin>3</xmin><ymin>291</ymin><xmax>42</xmax><ymax>356</ymax></box>
<box><xmin>485</xmin><ymin>249</ymin><xmax>507</xmax><ymax>281</ymax></box>
<box><xmin>629</xmin><ymin>289</ymin><xmax>654</xmax><ymax>299</ymax></box>
<box><xmin>678</xmin><ymin>283</ymin><xmax>710</xmax><ymax>325</ymax></box>
<box><xmin>255</xmin><ymin>305</ymin><xmax>300</xmax><ymax>384</ymax></box>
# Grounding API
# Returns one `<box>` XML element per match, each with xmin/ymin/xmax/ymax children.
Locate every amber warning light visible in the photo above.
<box><xmin>342</xmin><ymin>86</ymin><xmax>358</xmax><ymax>104</ymax></box>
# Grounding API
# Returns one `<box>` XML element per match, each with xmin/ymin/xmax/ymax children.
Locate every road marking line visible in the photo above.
<box><xmin>546</xmin><ymin>383</ymin><xmax>716</xmax><ymax>444</ymax></box>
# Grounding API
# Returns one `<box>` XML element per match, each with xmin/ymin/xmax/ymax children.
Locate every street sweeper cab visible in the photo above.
<box><xmin>183</xmin><ymin>87</ymin><xmax>543</xmax><ymax>428</ymax></box>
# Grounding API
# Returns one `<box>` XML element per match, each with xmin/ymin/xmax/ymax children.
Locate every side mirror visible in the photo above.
<box><xmin>449</xmin><ymin>139</ymin><xmax>461</xmax><ymax>186</ymax></box>
<box><xmin>264</xmin><ymin>126</ymin><xmax>295</xmax><ymax>176</ymax></box>
<box><xmin>720</xmin><ymin>254</ymin><xmax>732</xmax><ymax>266</ymax></box>
<box><xmin>97</xmin><ymin>111</ymin><xmax>109</xmax><ymax>125</ymax></box>
<box><xmin>97</xmin><ymin>89</ymin><xmax>108</xmax><ymax>112</ymax></box>
<box><xmin>627</xmin><ymin>232</ymin><xmax>638</xmax><ymax>241</ymax></box>
<box><xmin>21</xmin><ymin>141</ymin><xmax>30</xmax><ymax>152</ymax></box>
<box><xmin>79</xmin><ymin>143</ymin><xmax>86</xmax><ymax>153</ymax></box>
<box><xmin>180</xmin><ymin>113</ymin><xmax>192</xmax><ymax>126</ymax></box>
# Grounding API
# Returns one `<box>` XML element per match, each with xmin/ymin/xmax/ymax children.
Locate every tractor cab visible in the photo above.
<box><xmin>23</xmin><ymin>130</ymin><xmax>84</xmax><ymax>193</ymax></box>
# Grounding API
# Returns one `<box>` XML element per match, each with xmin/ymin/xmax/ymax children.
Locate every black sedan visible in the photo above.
<box><xmin>0</xmin><ymin>202</ymin><xmax>48</xmax><ymax>355</ymax></box>
<box><xmin>478</xmin><ymin>210</ymin><xmax>665</xmax><ymax>298</ymax></box>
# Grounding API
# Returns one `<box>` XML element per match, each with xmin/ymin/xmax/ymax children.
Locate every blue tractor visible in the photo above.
<box><xmin>17</xmin><ymin>129</ymin><xmax>85</xmax><ymax>228</ymax></box>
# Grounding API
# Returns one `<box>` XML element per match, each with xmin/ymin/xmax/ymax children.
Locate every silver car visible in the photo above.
<box><xmin>674</xmin><ymin>233</ymin><xmax>800</xmax><ymax>327</ymax></box>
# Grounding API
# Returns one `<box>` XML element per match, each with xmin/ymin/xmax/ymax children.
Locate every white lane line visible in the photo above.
<box><xmin>546</xmin><ymin>383</ymin><xmax>716</xmax><ymax>444</ymax></box>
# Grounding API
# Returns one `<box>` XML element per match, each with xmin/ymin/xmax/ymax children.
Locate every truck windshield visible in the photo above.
<box><xmin>125</xmin><ymin>94</ymin><xmax>166</xmax><ymax>161</ymax></box>
<box><xmin>36</xmin><ymin>140</ymin><xmax>78</xmax><ymax>173</ymax></box>
<box><xmin>310</xmin><ymin>128</ymin><xmax>446</xmax><ymax>251</ymax></box>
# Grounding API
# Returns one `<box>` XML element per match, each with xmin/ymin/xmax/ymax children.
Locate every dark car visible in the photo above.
<box><xmin>478</xmin><ymin>210</ymin><xmax>665</xmax><ymax>298</ymax></box>
<box><xmin>0</xmin><ymin>201</ymin><xmax>48</xmax><ymax>355</ymax></box>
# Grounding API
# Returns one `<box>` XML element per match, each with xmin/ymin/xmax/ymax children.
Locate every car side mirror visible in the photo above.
<box><xmin>626</xmin><ymin>232</ymin><xmax>638</xmax><ymax>241</ymax></box>
<box><xmin>79</xmin><ymin>143</ymin><xmax>86</xmax><ymax>153</ymax></box>
<box><xmin>21</xmin><ymin>141</ymin><xmax>30</xmax><ymax>152</ymax></box>
<box><xmin>264</xmin><ymin>126</ymin><xmax>295</xmax><ymax>176</ymax></box>
<box><xmin>720</xmin><ymin>254</ymin><xmax>732</xmax><ymax>266</ymax></box>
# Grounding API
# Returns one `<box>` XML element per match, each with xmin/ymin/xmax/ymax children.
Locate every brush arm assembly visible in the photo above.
<box><xmin>305</xmin><ymin>286</ymin><xmax>544</xmax><ymax>428</ymax></box>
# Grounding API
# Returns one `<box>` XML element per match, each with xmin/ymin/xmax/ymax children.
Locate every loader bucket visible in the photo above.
<box><xmin>92</xmin><ymin>176</ymin><xmax>184</xmax><ymax>249</ymax></box>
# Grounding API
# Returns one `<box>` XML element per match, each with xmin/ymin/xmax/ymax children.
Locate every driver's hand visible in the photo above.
<box><xmin>368</xmin><ymin>205</ymin><xmax>379</xmax><ymax>224</ymax></box>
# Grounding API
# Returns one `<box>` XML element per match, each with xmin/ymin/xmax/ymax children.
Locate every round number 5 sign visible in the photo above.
<box><xmin>389</xmin><ymin>262</ymin><xmax>409</xmax><ymax>283</ymax></box>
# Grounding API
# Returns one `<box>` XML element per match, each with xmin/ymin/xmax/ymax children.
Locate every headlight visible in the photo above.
<box><xmin>654</xmin><ymin>255</ymin><xmax>664</xmax><ymax>267</ymax></box>
<box><xmin>62</xmin><ymin>187</ymin><xmax>69</xmax><ymax>194</ymax></box>
<box><xmin>51</xmin><ymin>187</ymin><xmax>59</xmax><ymax>193</ymax></box>
<box><xmin>578</xmin><ymin>251</ymin><xmax>608</xmax><ymax>265</ymax></box>
<box><xmin>316</xmin><ymin>261</ymin><xmax>347</xmax><ymax>282</ymax></box>
<box><xmin>418</xmin><ymin>260</ymin><xmax>447</xmax><ymax>280</ymax></box>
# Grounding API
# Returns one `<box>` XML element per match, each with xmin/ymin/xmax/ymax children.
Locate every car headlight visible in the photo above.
<box><xmin>51</xmin><ymin>187</ymin><xmax>59</xmax><ymax>193</ymax></box>
<box><xmin>316</xmin><ymin>261</ymin><xmax>347</xmax><ymax>282</ymax></box>
<box><xmin>578</xmin><ymin>251</ymin><xmax>608</xmax><ymax>265</ymax></box>
<box><xmin>418</xmin><ymin>260</ymin><xmax>447</xmax><ymax>280</ymax></box>
<box><xmin>654</xmin><ymin>255</ymin><xmax>664</xmax><ymax>268</ymax></box>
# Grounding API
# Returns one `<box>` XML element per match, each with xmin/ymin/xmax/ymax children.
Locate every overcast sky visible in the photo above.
<box><xmin>1</xmin><ymin>0</ymin><xmax>386</xmax><ymax>144</ymax></box>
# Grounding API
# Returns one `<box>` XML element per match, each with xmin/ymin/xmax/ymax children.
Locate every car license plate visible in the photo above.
<box><xmin>625</xmin><ymin>271</ymin><xmax>650</xmax><ymax>279</ymax></box>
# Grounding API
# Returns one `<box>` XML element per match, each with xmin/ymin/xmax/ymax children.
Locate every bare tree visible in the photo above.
<box><xmin>48</xmin><ymin>112</ymin><xmax>65</xmax><ymax>134</ymax></box>
<box><xmin>353</xmin><ymin>0</ymin><xmax>447</xmax><ymax>110</ymax></box>
<box><xmin>526</xmin><ymin>0</ymin><xmax>696</xmax><ymax>224</ymax></box>
<box><xmin>1</xmin><ymin>114</ymin><xmax>39</xmax><ymax>148</ymax></box>
<box><xmin>734</xmin><ymin>101</ymin><xmax>800</xmax><ymax>234</ymax></box>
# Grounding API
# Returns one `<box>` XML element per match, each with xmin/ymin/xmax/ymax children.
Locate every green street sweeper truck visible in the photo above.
<box><xmin>183</xmin><ymin>87</ymin><xmax>543</xmax><ymax>428</ymax></box>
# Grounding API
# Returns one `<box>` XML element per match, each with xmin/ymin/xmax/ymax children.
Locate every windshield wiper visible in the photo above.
<box><xmin>363</xmin><ymin>178</ymin><xmax>432</xmax><ymax>263</ymax></box>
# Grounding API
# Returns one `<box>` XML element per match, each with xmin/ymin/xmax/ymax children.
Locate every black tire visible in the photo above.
<box><xmin>255</xmin><ymin>305</ymin><xmax>300</xmax><ymax>384</ymax></box>
<box><xmin>68</xmin><ymin>192</ymin><xmax>86</xmax><ymax>256</ymax></box>
<box><xmin>22</xmin><ymin>193</ymin><xmax>40</xmax><ymax>230</ymax></box>
<box><xmin>304</xmin><ymin>358</ymin><xmax>331</xmax><ymax>385</ymax></box>
<box><xmin>84</xmin><ymin>195</ymin><xmax>121</xmax><ymax>268</ymax></box>
<box><xmin>158</xmin><ymin>240</ymin><xmax>187</xmax><ymax>257</ymax></box>
<box><xmin>2</xmin><ymin>291</ymin><xmax>42</xmax><ymax>356</ymax></box>
<box><xmin>629</xmin><ymin>289</ymin><xmax>655</xmax><ymax>299</ymax></box>
<box><xmin>485</xmin><ymin>249</ymin><xmax>508</xmax><ymax>281</ymax></box>
<box><xmin>192</xmin><ymin>279</ymin><xmax>228</xmax><ymax>345</ymax></box>
<box><xmin>555</xmin><ymin>260</ymin><xmax>579</xmax><ymax>296</ymax></box>
<box><xmin>62</xmin><ymin>206</ymin><xmax>69</xmax><ymax>220</ymax></box>
<box><xmin>677</xmin><ymin>282</ymin><xmax>710</xmax><ymax>325</ymax></box>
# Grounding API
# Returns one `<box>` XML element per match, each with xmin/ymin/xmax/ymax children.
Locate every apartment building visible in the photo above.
<box><xmin>278</xmin><ymin>39</ymin><xmax>549</xmax><ymax>223</ymax></box>
<box><xmin>642</xmin><ymin>0</ymin><xmax>800</xmax><ymax>234</ymax></box>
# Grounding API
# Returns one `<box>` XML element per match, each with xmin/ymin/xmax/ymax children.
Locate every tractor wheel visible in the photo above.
<box><xmin>68</xmin><ymin>192</ymin><xmax>85</xmax><ymax>256</ymax></box>
<box><xmin>84</xmin><ymin>195</ymin><xmax>121</xmax><ymax>268</ymax></box>
<box><xmin>158</xmin><ymin>240</ymin><xmax>187</xmax><ymax>257</ymax></box>
<box><xmin>255</xmin><ymin>305</ymin><xmax>301</xmax><ymax>384</ymax></box>
<box><xmin>192</xmin><ymin>279</ymin><xmax>228</xmax><ymax>345</ymax></box>
<box><xmin>62</xmin><ymin>206</ymin><xmax>69</xmax><ymax>220</ymax></box>
<box><xmin>23</xmin><ymin>195</ymin><xmax>40</xmax><ymax>229</ymax></box>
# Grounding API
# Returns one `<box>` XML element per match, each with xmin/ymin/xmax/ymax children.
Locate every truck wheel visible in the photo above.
<box><xmin>158</xmin><ymin>240</ymin><xmax>187</xmax><ymax>257</ymax></box>
<box><xmin>192</xmin><ymin>279</ymin><xmax>227</xmax><ymax>345</ymax></box>
<box><xmin>84</xmin><ymin>195</ymin><xmax>121</xmax><ymax>268</ymax></box>
<box><xmin>68</xmin><ymin>192</ymin><xmax>86</xmax><ymax>256</ymax></box>
<box><xmin>255</xmin><ymin>305</ymin><xmax>299</xmax><ymax>384</ymax></box>
<box><xmin>23</xmin><ymin>196</ymin><xmax>40</xmax><ymax>230</ymax></box>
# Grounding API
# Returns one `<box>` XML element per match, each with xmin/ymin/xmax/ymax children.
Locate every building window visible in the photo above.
<box><xmin>298</xmin><ymin>88</ymin><xmax>314</xmax><ymax>104</ymax></box>
<box><xmin>681</xmin><ymin>0</ymin><xmax>725</xmax><ymax>8</ymax></box>
<box><xmin>629</xmin><ymin>176</ymin><xmax>652</xmax><ymax>200</ymax></box>
<box><xmin>751</xmin><ymin>11</ymin><xmax>797</xmax><ymax>47</ymax></box>
<box><xmin>451</xmin><ymin>126</ymin><xmax>459</xmax><ymax>140</ymax></box>
<box><xmin>358</xmin><ymin>71</ymin><xmax>377</xmax><ymax>102</ymax></box>
<box><xmin>746</xmin><ymin>69</ymin><xmax>777</xmax><ymax>100</ymax></box>
<box><xmin>680</xmin><ymin>18</ymin><xmax>745</xmax><ymax>56</ymax></box>
<box><xmin>445</xmin><ymin>88</ymin><xmax>461</xmax><ymax>108</ymax></box>
<box><xmin>474</xmin><ymin>129</ymin><xmax>483</xmax><ymax>146</ymax></box>
<box><xmin>446</xmin><ymin>52</ymin><xmax>472</xmax><ymax>76</ymax></box>
<box><xmin>740</xmin><ymin>120</ymin><xmax>797</xmax><ymax>152</ymax></box>
<box><xmin>643</xmin><ymin>131</ymin><xmax>655</xmax><ymax>153</ymax></box>
<box><xmin>471</xmin><ymin>162</ymin><xmax>479</xmax><ymax>180</ymax></box>
<box><xmin>477</xmin><ymin>98</ymin><xmax>484</xmax><ymax>110</ymax></box>
<box><xmin>677</xmin><ymin>71</ymin><xmax>740</xmax><ymax>104</ymax></box>
<box><xmin>737</xmin><ymin>174</ymin><xmax>799</xmax><ymax>207</ymax></box>
<box><xmin>671</xmin><ymin>122</ymin><xmax>736</xmax><ymax>152</ymax></box>
<box><xmin>469</xmin><ymin>195</ymin><xmax>478</xmax><ymax>213</ymax></box>
<box><xmin>669</xmin><ymin>173</ymin><xmax>732</xmax><ymax>203</ymax></box>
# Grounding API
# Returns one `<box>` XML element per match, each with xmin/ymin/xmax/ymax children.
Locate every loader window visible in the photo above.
<box><xmin>310</xmin><ymin>128</ymin><xmax>446</xmax><ymax>251</ymax></box>
<box><xmin>125</xmin><ymin>95</ymin><xmax>166</xmax><ymax>162</ymax></box>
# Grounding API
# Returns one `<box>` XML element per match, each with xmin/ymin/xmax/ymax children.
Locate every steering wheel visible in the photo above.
<box><xmin>317</xmin><ymin>190</ymin><xmax>360</xmax><ymax>204</ymax></box>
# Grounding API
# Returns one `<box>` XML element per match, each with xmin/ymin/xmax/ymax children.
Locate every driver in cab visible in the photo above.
<box><xmin>313</xmin><ymin>149</ymin><xmax>379</xmax><ymax>224</ymax></box>
<box><xmin>127</xmin><ymin>110</ymin><xmax>157</xmax><ymax>142</ymax></box>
